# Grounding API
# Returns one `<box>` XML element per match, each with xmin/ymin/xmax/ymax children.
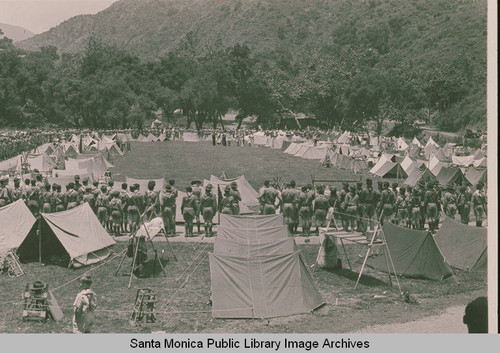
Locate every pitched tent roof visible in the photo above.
<box><xmin>299</xmin><ymin>146</ymin><xmax>328</xmax><ymax>160</ymax></box>
<box><xmin>407</xmin><ymin>144</ymin><xmax>421</xmax><ymax>159</ymax></box>
<box><xmin>396</xmin><ymin>137</ymin><xmax>409</xmax><ymax>150</ymax></box>
<box><xmin>465</xmin><ymin>167</ymin><xmax>487</xmax><ymax>186</ymax></box>
<box><xmin>135</xmin><ymin>134</ymin><xmax>150</xmax><ymax>142</ymax></box>
<box><xmin>210</xmin><ymin>214</ymin><xmax>323</xmax><ymax>318</ymax></box>
<box><xmin>27</xmin><ymin>153</ymin><xmax>57</xmax><ymax>172</ymax></box>
<box><xmin>18</xmin><ymin>203</ymin><xmax>115</xmax><ymax>267</ymax></box>
<box><xmin>0</xmin><ymin>200</ymin><xmax>37</xmax><ymax>253</ymax></box>
<box><xmin>107</xmin><ymin>143</ymin><xmax>124</xmax><ymax>156</ymax></box>
<box><xmin>0</xmin><ymin>154</ymin><xmax>22</xmax><ymax>172</ymax></box>
<box><xmin>451</xmin><ymin>155</ymin><xmax>476</xmax><ymax>167</ymax></box>
<box><xmin>65</xmin><ymin>144</ymin><xmax>79</xmax><ymax>158</ymax></box>
<box><xmin>412</xmin><ymin>137</ymin><xmax>424</xmax><ymax>148</ymax></box>
<box><xmin>369</xmin><ymin>154</ymin><xmax>391</xmax><ymax>175</ymax></box>
<box><xmin>473</xmin><ymin>149</ymin><xmax>486</xmax><ymax>160</ymax></box>
<box><xmin>345</xmin><ymin>158</ymin><xmax>368</xmax><ymax>174</ymax></box>
<box><xmin>436</xmin><ymin>167</ymin><xmax>470</xmax><ymax>186</ymax></box>
<box><xmin>473</xmin><ymin>157</ymin><xmax>487</xmax><ymax>168</ymax></box>
<box><xmin>367</xmin><ymin>222</ymin><xmax>452</xmax><ymax>280</ymax></box>
<box><xmin>426</xmin><ymin>136</ymin><xmax>440</xmax><ymax>148</ymax></box>
<box><xmin>434</xmin><ymin>217</ymin><xmax>487</xmax><ymax>272</ymax></box>
<box><xmin>147</xmin><ymin>133</ymin><xmax>159</xmax><ymax>142</ymax></box>
<box><xmin>157</xmin><ymin>133</ymin><xmax>166</xmax><ymax>141</ymax></box>
<box><xmin>404</xmin><ymin>167</ymin><xmax>437</xmax><ymax>187</ymax></box>
<box><xmin>209</xmin><ymin>175</ymin><xmax>259</xmax><ymax>209</ymax></box>
<box><xmin>372</xmin><ymin>161</ymin><xmax>407</xmax><ymax>179</ymax></box>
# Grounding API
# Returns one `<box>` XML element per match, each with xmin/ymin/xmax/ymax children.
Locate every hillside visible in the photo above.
<box><xmin>17</xmin><ymin>0</ymin><xmax>487</xmax><ymax>64</ymax></box>
<box><xmin>0</xmin><ymin>23</ymin><xmax>35</xmax><ymax>42</ymax></box>
<box><xmin>12</xmin><ymin>0</ymin><xmax>487</xmax><ymax>130</ymax></box>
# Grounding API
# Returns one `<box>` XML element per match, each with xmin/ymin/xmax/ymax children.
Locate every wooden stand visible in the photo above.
<box><xmin>130</xmin><ymin>288</ymin><xmax>157</xmax><ymax>326</ymax></box>
<box><xmin>320</xmin><ymin>218</ymin><xmax>402</xmax><ymax>293</ymax></box>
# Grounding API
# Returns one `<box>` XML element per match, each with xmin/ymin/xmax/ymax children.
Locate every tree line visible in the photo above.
<box><xmin>0</xmin><ymin>29</ymin><xmax>482</xmax><ymax>134</ymax></box>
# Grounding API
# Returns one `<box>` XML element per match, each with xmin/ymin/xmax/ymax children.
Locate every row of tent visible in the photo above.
<box><xmin>367</xmin><ymin>218</ymin><xmax>486</xmax><ymax>280</ymax></box>
<box><xmin>0</xmin><ymin>200</ymin><xmax>115</xmax><ymax>268</ymax></box>
<box><xmin>369</xmin><ymin>153</ymin><xmax>486</xmax><ymax>186</ymax></box>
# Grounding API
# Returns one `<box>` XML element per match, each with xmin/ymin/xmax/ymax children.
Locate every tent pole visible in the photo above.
<box><xmin>38</xmin><ymin>217</ymin><xmax>42</xmax><ymax>264</ymax></box>
<box><xmin>354</xmin><ymin>218</ymin><xmax>380</xmax><ymax>289</ymax></box>
<box><xmin>128</xmin><ymin>233</ymin><xmax>141</xmax><ymax>289</ymax></box>
<box><xmin>378</xmin><ymin>226</ymin><xmax>403</xmax><ymax>295</ymax></box>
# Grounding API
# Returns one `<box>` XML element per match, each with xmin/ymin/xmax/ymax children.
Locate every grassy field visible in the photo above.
<box><xmin>0</xmin><ymin>141</ymin><xmax>486</xmax><ymax>333</ymax></box>
<box><xmin>110</xmin><ymin>141</ymin><xmax>363</xmax><ymax>190</ymax></box>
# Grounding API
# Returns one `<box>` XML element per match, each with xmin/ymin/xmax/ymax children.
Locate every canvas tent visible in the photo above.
<box><xmin>0</xmin><ymin>200</ymin><xmax>37</xmax><ymax>254</ymax></box>
<box><xmin>465</xmin><ymin>167</ymin><xmax>487</xmax><ymax>186</ymax></box>
<box><xmin>208</xmin><ymin>175</ymin><xmax>259</xmax><ymax>209</ymax></box>
<box><xmin>135</xmin><ymin>134</ymin><xmax>150</xmax><ymax>142</ymax></box>
<box><xmin>367</xmin><ymin>222</ymin><xmax>452</xmax><ymax>280</ymax></box>
<box><xmin>18</xmin><ymin>203</ymin><xmax>115</xmax><ymax>267</ymax></box>
<box><xmin>436</xmin><ymin>167</ymin><xmax>469</xmax><ymax>186</ymax></box>
<box><xmin>404</xmin><ymin>167</ymin><xmax>437</xmax><ymax>187</ymax></box>
<box><xmin>209</xmin><ymin>214</ymin><xmax>324</xmax><ymax>318</ymax></box>
<box><xmin>26</xmin><ymin>153</ymin><xmax>57</xmax><ymax>172</ymax></box>
<box><xmin>371</xmin><ymin>161</ymin><xmax>407</xmax><ymax>179</ymax></box>
<box><xmin>434</xmin><ymin>217</ymin><xmax>487</xmax><ymax>272</ymax></box>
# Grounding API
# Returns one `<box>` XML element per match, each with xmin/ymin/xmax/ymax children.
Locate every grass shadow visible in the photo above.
<box><xmin>322</xmin><ymin>267</ymin><xmax>390</xmax><ymax>288</ymax></box>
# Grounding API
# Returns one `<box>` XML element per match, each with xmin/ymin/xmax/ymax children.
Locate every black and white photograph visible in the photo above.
<box><xmin>0</xmin><ymin>0</ymin><xmax>496</xmax><ymax>342</ymax></box>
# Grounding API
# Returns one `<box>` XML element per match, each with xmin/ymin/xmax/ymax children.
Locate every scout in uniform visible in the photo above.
<box><xmin>53</xmin><ymin>184</ymin><xmax>66</xmax><ymax>212</ymax></box>
<box><xmin>377</xmin><ymin>182</ymin><xmax>395</xmax><ymax>225</ymax></box>
<box><xmin>66</xmin><ymin>182</ymin><xmax>80</xmax><ymax>210</ymax></box>
<box><xmin>109</xmin><ymin>191</ymin><xmax>123</xmax><ymax>236</ymax></box>
<box><xmin>144</xmin><ymin>180</ymin><xmax>159</xmax><ymax>220</ymax></box>
<box><xmin>261</xmin><ymin>183</ymin><xmax>279</xmax><ymax>215</ymax></box>
<box><xmin>395</xmin><ymin>187</ymin><xmax>409</xmax><ymax>227</ymax></box>
<box><xmin>181</xmin><ymin>186</ymin><xmax>196</xmax><ymax>237</ymax></box>
<box><xmin>0</xmin><ymin>176</ymin><xmax>10</xmax><ymax>207</ymax></box>
<box><xmin>12</xmin><ymin>177</ymin><xmax>23</xmax><ymax>202</ymax></box>
<box><xmin>442</xmin><ymin>185</ymin><xmax>458</xmax><ymax>220</ymax></box>
<box><xmin>313</xmin><ymin>186</ymin><xmax>329</xmax><ymax>233</ymax></box>
<box><xmin>457</xmin><ymin>185</ymin><xmax>471</xmax><ymax>225</ymax></box>
<box><xmin>220</xmin><ymin>185</ymin><xmax>234</xmax><ymax>215</ymax></box>
<box><xmin>119</xmin><ymin>183</ymin><xmax>129</xmax><ymax>233</ymax></box>
<box><xmin>95</xmin><ymin>186</ymin><xmax>109</xmax><ymax>227</ymax></box>
<box><xmin>191</xmin><ymin>181</ymin><xmax>202</xmax><ymax>233</ymax></box>
<box><xmin>338</xmin><ymin>183</ymin><xmax>349</xmax><ymax>230</ymax></box>
<box><xmin>408</xmin><ymin>187</ymin><xmax>422</xmax><ymax>229</ymax></box>
<box><xmin>423</xmin><ymin>183</ymin><xmax>439</xmax><ymax>232</ymax></box>
<box><xmin>127</xmin><ymin>185</ymin><xmax>142</xmax><ymax>234</ymax></box>
<box><xmin>27</xmin><ymin>179</ymin><xmax>41</xmax><ymax>217</ymax></box>
<box><xmin>40</xmin><ymin>184</ymin><xmax>53</xmax><ymax>213</ymax></box>
<box><xmin>168</xmin><ymin>179</ymin><xmax>178</xmax><ymax>225</ymax></box>
<box><xmin>230</xmin><ymin>181</ymin><xmax>242</xmax><ymax>215</ymax></box>
<box><xmin>73</xmin><ymin>275</ymin><xmax>97</xmax><ymax>334</ymax></box>
<box><xmin>161</xmin><ymin>184</ymin><xmax>177</xmax><ymax>236</ymax></box>
<box><xmin>343</xmin><ymin>185</ymin><xmax>359</xmax><ymax>232</ymax></box>
<box><xmin>200</xmin><ymin>184</ymin><xmax>217</xmax><ymax>236</ymax></box>
<box><xmin>472</xmin><ymin>182</ymin><xmax>487</xmax><ymax>227</ymax></box>
<box><xmin>297</xmin><ymin>186</ymin><xmax>314</xmax><ymax>237</ymax></box>
<box><xmin>281</xmin><ymin>182</ymin><xmax>297</xmax><ymax>233</ymax></box>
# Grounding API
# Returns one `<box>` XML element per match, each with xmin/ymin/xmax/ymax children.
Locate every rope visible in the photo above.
<box><xmin>52</xmin><ymin>249</ymin><xmax>126</xmax><ymax>292</ymax></box>
<box><xmin>166</xmin><ymin>252</ymin><xmax>209</xmax><ymax>306</ymax></box>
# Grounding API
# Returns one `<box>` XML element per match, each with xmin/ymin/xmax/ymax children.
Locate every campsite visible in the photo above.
<box><xmin>0</xmin><ymin>139</ymin><xmax>487</xmax><ymax>333</ymax></box>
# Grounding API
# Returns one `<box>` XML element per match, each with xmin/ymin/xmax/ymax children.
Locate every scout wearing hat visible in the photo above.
<box><xmin>220</xmin><ymin>185</ymin><xmax>234</xmax><ymax>215</ymax></box>
<box><xmin>472</xmin><ymin>182</ymin><xmax>487</xmax><ymax>227</ymax></box>
<box><xmin>160</xmin><ymin>183</ymin><xmax>177</xmax><ymax>236</ymax></box>
<box><xmin>378</xmin><ymin>181</ymin><xmax>395</xmax><ymax>225</ymax></box>
<box><xmin>229</xmin><ymin>181</ymin><xmax>242</xmax><ymax>215</ymax></box>
<box><xmin>457</xmin><ymin>185</ymin><xmax>471</xmax><ymax>225</ymax></box>
<box><xmin>144</xmin><ymin>180</ymin><xmax>159</xmax><ymax>219</ymax></box>
<box><xmin>313</xmin><ymin>185</ymin><xmax>329</xmax><ymax>232</ymax></box>
<box><xmin>73</xmin><ymin>275</ymin><xmax>97</xmax><ymax>334</ymax></box>
<box><xmin>297</xmin><ymin>185</ymin><xmax>314</xmax><ymax>236</ymax></box>
<box><xmin>339</xmin><ymin>182</ymin><xmax>350</xmax><ymax>230</ymax></box>
<box><xmin>190</xmin><ymin>181</ymin><xmax>203</xmax><ymax>233</ymax></box>
<box><xmin>200</xmin><ymin>184</ymin><xmax>217</xmax><ymax>236</ymax></box>
<box><xmin>281</xmin><ymin>182</ymin><xmax>298</xmax><ymax>233</ymax></box>
<box><xmin>181</xmin><ymin>186</ymin><xmax>196</xmax><ymax>236</ymax></box>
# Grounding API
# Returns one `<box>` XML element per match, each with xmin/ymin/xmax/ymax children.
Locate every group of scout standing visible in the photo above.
<box><xmin>252</xmin><ymin>178</ymin><xmax>487</xmax><ymax>237</ymax></box>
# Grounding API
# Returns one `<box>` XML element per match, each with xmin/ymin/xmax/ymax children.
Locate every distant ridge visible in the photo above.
<box><xmin>0</xmin><ymin>23</ymin><xmax>35</xmax><ymax>43</ymax></box>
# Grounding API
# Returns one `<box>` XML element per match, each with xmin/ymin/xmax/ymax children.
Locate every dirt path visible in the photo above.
<box><xmin>354</xmin><ymin>305</ymin><xmax>467</xmax><ymax>333</ymax></box>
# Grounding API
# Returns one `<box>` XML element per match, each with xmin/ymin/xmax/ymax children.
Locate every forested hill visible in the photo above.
<box><xmin>8</xmin><ymin>0</ymin><xmax>487</xmax><ymax>131</ymax></box>
<box><xmin>18</xmin><ymin>0</ymin><xmax>486</xmax><ymax>64</ymax></box>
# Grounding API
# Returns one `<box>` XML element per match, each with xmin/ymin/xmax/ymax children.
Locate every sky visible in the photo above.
<box><xmin>0</xmin><ymin>0</ymin><xmax>120</xmax><ymax>34</ymax></box>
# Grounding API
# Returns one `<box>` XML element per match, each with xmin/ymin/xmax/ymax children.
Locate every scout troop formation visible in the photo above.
<box><xmin>0</xmin><ymin>172</ymin><xmax>487</xmax><ymax>237</ymax></box>
<box><xmin>256</xmin><ymin>178</ymin><xmax>487</xmax><ymax>236</ymax></box>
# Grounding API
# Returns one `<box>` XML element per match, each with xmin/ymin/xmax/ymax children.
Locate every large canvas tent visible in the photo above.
<box><xmin>434</xmin><ymin>217</ymin><xmax>487</xmax><ymax>272</ymax></box>
<box><xmin>367</xmin><ymin>223</ymin><xmax>452</xmax><ymax>281</ymax></box>
<box><xmin>404</xmin><ymin>167</ymin><xmax>437</xmax><ymax>187</ymax></box>
<box><xmin>210</xmin><ymin>214</ymin><xmax>324</xmax><ymax>318</ymax></box>
<box><xmin>371</xmin><ymin>161</ymin><xmax>407</xmax><ymax>179</ymax></box>
<box><xmin>0</xmin><ymin>200</ymin><xmax>37</xmax><ymax>254</ymax></box>
<box><xmin>18</xmin><ymin>203</ymin><xmax>116</xmax><ymax>267</ymax></box>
